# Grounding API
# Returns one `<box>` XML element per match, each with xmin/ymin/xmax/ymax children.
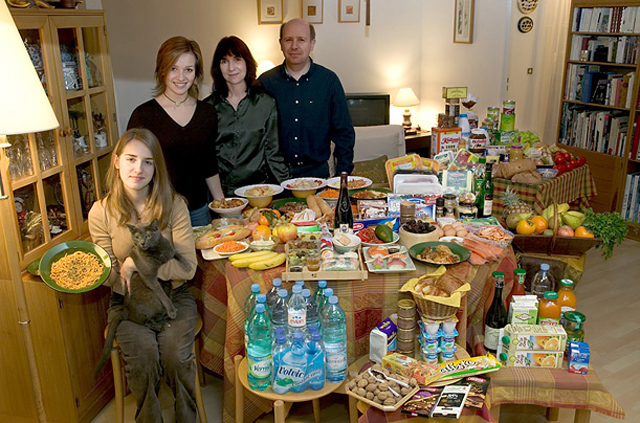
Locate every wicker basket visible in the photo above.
<box><xmin>411</xmin><ymin>291</ymin><xmax>464</xmax><ymax>320</ymax></box>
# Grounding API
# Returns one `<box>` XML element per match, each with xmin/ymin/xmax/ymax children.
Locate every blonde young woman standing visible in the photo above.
<box><xmin>128</xmin><ymin>36</ymin><xmax>223</xmax><ymax>226</ymax></box>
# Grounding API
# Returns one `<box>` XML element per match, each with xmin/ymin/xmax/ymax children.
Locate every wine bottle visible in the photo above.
<box><xmin>484</xmin><ymin>271</ymin><xmax>507</xmax><ymax>353</ymax></box>
<box><xmin>334</xmin><ymin>172</ymin><xmax>353</xmax><ymax>233</ymax></box>
<box><xmin>477</xmin><ymin>161</ymin><xmax>494</xmax><ymax>218</ymax></box>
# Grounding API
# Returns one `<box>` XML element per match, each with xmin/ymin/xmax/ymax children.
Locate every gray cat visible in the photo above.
<box><xmin>94</xmin><ymin>219</ymin><xmax>192</xmax><ymax>374</ymax></box>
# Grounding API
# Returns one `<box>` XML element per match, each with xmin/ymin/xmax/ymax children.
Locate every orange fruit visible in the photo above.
<box><xmin>252</xmin><ymin>225</ymin><xmax>271</xmax><ymax>240</ymax></box>
<box><xmin>259</xmin><ymin>215</ymin><xmax>270</xmax><ymax>226</ymax></box>
<box><xmin>574</xmin><ymin>226</ymin><xmax>594</xmax><ymax>238</ymax></box>
<box><xmin>531</xmin><ymin>215</ymin><xmax>548</xmax><ymax>234</ymax></box>
<box><xmin>516</xmin><ymin>218</ymin><xmax>536</xmax><ymax>235</ymax></box>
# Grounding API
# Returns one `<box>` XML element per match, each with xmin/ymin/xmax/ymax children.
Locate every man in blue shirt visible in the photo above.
<box><xmin>259</xmin><ymin>19</ymin><xmax>355</xmax><ymax>179</ymax></box>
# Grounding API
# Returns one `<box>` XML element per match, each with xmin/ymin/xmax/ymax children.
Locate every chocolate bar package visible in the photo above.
<box><xmin>456</xmin><ymin>376</ymin><xmax>490</xmax><ymax>409</ymax></box>
<box><xmin>402</xmin><ymin>387</ymin><xmax>443</xmax><ymax>417</ymax></box>
<box><xmin>431</xmin><ymin>384</ymin><xmax>471</xmax><ymax>418</ymax></box>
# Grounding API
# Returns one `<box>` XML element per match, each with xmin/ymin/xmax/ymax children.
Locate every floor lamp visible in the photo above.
<box><xmin>0</xmin><ymin>2</ymin><xmax>60</xmax><ymax>421</ymax></box>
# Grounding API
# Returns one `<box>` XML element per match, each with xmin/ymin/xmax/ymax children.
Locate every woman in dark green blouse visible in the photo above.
<box><xmin>204</xmin><ymin>36</ymin><xmax>289</xmax><ymax>196</ymax></box>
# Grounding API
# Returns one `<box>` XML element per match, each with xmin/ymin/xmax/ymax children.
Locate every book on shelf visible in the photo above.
<box><xmin>630</xmin><ymin>114</ymin><xmax>640</xmax><ymax>159</ymax></box>
<box><xmin>574</xmin><ymin>7</ymin><xmax>640</xmax><ymax>33</ymax></box>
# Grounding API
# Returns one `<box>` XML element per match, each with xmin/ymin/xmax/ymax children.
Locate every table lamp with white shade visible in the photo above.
<box><xmin>257</xmin><ymin>60</ymin><xmax>275</xmax><ymax>76</ymax></box>
<box><xmin>394</xmin><ymin>88</ymin><xmax>420</xmax><ymax>131</ymax></box>
<box><xmin>0</xmin><ymin>1</ymin><xmax>59</xmax><ymax>420</ymax></box>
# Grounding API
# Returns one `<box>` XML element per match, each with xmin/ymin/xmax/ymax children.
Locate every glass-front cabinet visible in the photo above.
<box><xmin>8</xmin><ymin>10</ymin><xmax>117</xmax><ymax>267</ymax></box>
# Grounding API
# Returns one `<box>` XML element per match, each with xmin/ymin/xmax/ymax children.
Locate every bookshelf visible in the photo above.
<box><xmin>558</xmin><ymin>0</ymin><xmax>640</xmax><ymax>240</ymax></box>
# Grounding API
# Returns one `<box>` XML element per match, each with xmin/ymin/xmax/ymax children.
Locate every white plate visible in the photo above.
<box><xmin>208</xmin><ymin>198</ymin><xmax>249</xmax><ymax>215</ymax></box>
<box><xmin>201</xmin><ymin>248</ymin><xmax>225</xmax><ymax>261</ymax></box>
<box><xmin>234</xmin><ymin>184</ymin><xmax>284</xmax><ymax>198</ymax></box>
<box><xmin>439</xmin><ymin>236</ymin><xmax>464</xmax><ymax>243</ymax></box>
<box><xmin>212</xmin><ymin>241</ymin><xmax>249</xmax><ymax>256</ymax></box>
<box><xmin>359</xmin><ymin>232</ymin><xmax>400</xmax><ymax>247</ymax></box>
<box><xmin>326</xmin><ymin>176</ymin><xmax>372</xmax><ymax>190</ymax></box>
<box><xmin>281</xmin><ymin>177</ymin><xmax>326</xmax><ymax>191</ymax></box>
<box><xmin>362</xmin><ymin>246</ymin><xmax>416</xmax><ymax>273</ymax></box>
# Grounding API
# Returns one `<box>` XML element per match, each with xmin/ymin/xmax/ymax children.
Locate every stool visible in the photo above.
<box><xmin>234</xmin><ymin>355</ymin><xmax>347</xmax><ymax>423</ymax></box>
<box><xmin>107</xmin><ymin>314</ymin><xmax>207</xmax><ymax>423</ymax></box>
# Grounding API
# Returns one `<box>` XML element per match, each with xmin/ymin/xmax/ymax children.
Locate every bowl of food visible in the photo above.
<box><xmin>327</xmin><ymin>175</ymin><xmax>372</xmax><ymax>190</ymax></box>
<box><xmin>281</xmin><ymin>177</ymin><xmax>326</xmax><ymax>198</ymax></box>
<box><xmin>332</xmin><ymin>232</ymin><xmax>362</xmax><ymax>254</ymax></box>
<box><xmin>317</xmin><ymin>188</ymin><xmax>340</xmax><ymax>204</ymax></box>
<box><xmin>537</xmin><ymin>168</ymin><xmax>559</xmax><ymax>179</ymax></box>
<box><xmin>235</xmin><ymin>184</ymin><xmax>283</xmax><ymax>207</ymax></box>
<box><xmin>249</xmin><ymin>235</ymin><xmax>279</xmax><ymax>251</ymax></box>
<box><xmin>399</xmin><ymin>220</ymin><xmax>441</xmax><ymax>250</ymax></box>
<box><xmin>209</xmin><ymin>197</ymin><xmax>248</xmax><ymax>216</ymax></box>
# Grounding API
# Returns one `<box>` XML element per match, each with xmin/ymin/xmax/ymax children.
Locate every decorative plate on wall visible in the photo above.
<box><xmin>518</xmin><ymin>17</ymin><xmax>534</xmax><ymax>33</ymax></box>
<box><xmin>518</xmin><ymin>0</ymin><xmax>538</xmax><ymax>14</ymax></box>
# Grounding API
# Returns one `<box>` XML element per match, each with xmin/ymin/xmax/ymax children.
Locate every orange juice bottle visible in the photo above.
<box><xmin>537</xmin><ymin>291</ymin><xmax>561</xmax><ymax>325</ymax></box>
<box><xmin>557</xmin><ymin>279</ymin><xmax>577</xmax><ymax>321</ymax></box>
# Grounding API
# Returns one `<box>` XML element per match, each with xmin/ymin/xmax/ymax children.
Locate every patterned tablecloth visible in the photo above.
<box><xmin>194</xmin><ymin>248</ymin><xmax>517</xmax><ymax>423</ymax></box>
<box><xmin>492</xmin><ymin>164</ymin><xmax>597</xmax><ymax>217</ymax></box>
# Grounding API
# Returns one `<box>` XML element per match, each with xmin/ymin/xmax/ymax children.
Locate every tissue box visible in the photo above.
<box><xmin>370</xmin><ymin>317</ymin><xmax>397</xmax><ymax>363</ymax></box>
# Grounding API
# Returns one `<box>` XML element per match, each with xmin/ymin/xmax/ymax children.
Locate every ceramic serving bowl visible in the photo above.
<box><xmin>399</xmin><ymin>224</ymin><xmax>440</xmax><ymax>250</ymax></box>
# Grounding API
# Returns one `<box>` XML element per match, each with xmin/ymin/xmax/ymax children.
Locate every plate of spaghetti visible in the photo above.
<box><xmin>39</xmin><ymin>240</ymin><xmax>112</xmax><ymax>293</ymax></box>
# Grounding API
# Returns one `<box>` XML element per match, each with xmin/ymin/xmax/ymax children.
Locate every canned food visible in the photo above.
<box><xmin>503</xmin><ymin>100</ymin><xmax>516</xmax><ymax>115</ymax></box>
<box><xmin>396</xmin><ymin>327</ymin><xmax>416</xmax><ymax>340</ymax></box>
<box><xmin>397</xmin><ymin>338</ymin><xmax>416</xmax><ymax>351</ymax></box>
<box><xmin>396</xmin><ymin>316</ymin><xmax>416</xmax><ymax>330</ymax></box>
<box><xmin>397</xmin><ymin>299</ymin><xmax>416</xmax><ymax>318</ymax></box>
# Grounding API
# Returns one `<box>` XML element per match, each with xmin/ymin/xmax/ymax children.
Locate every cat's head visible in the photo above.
<box><xmin>127</xmin><ymin>219</ymin><xmax>161</xmax><ymax>250</ymax></box>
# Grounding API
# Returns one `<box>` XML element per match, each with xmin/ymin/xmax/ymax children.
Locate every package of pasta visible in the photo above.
<box><xmin>436</xmin><ymin>353</ymin><xmax>501</xmax><ymax>381</ymax></box>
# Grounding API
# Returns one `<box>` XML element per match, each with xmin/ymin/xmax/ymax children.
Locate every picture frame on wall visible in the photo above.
<box><xmin>258</xmin><ymin>0</ymin><xmax>283</xmax><ymax>24</ymax></box>
<box><xmin>302</xmin><ymin>0</ymin><xmax>323</xmax><ymax>24</ymax></box>
<box><xmin>454</xmin><ymin>0</ymin><xmax>474</xmax><ymax>44</ymax></box>
<box><xmin>339</xmin><ymin>0</ymin><xmax>360</xmax><ymax>23</ymax></box>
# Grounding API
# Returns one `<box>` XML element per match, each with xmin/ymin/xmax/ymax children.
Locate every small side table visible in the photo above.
<box><xmin>405</xmin><ymin>131</ymin><xmax>431</xmax><ymax>157</ymax></box>
<box><xmin>234</xmin><ymin>355</ymin><xmax>347</xmax><ymax>423</ymax></box>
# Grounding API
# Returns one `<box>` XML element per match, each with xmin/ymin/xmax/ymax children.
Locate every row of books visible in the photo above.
<box><xmin>559</xmin><ymin>105</ymin><xmax>629</xmax><ymax>157</ymax></box>
<box><xmin>569</xmin><ymin>35</ymin><xmax>640</xmax><ymax>64</ymax></box>
<box><xmin>564</xmin><ymin>64</ymin><xmax>635</xmax><ymax>108</ymax></box>
<box><xmin>621</xmin><ymin>172</ymin><xmax>640</xmax><ymax>221</ymax></box>
<box><xmin>628</xmin><ymin>114</ymin><xmax>640</xmax><ymax>160</ymax></box>
<box><xmin>573</xmin><ymin>7</ymin><xmax>640</xmax><ymax>33</ymax></box>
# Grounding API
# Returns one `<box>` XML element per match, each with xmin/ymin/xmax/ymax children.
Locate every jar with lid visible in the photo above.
<box><xmin>435</xmin><ymin>197</ymin><xmax>445</xmax><ymax>219</ymax></box>
<box><xmin>456</xmin><ymin>193</ymin><xmax>477</xmax><ymax>219</ymax></box>
<box><xmin>442</xmin><ymin>194</ymin><xmax>457</xmax><ymax>218</ymax></box>
<box><xmin>563</xmin><ymin>311</ymin><xmax>586</xmax><ymax>344</ymax></box>
<box><xmin>510</xmin><ymin>144</ymin><xmax>524</xmax><ymax>161</ymax></box>
<box><xmin>400</xmin><ymin>200</ymin><xmax>416</xmax><ymax>225</ymax></box>
<box><xmin>537</xmin><ymin>291</ymin><xmax>561</xmax><ymax>325</ymax></box>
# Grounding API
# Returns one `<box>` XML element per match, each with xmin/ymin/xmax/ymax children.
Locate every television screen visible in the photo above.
<box><xmin>346</xmin><ymin>93</ymin><xmax>390</xmax><ymax>127</ymax></box>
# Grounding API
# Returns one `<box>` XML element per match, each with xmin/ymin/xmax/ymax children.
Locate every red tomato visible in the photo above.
<box><xmin>570</xmin><ymin>159</ymin><xmax>579</xmax><ymax>169</ymax></box>
<box><xmin>554</xmin><ymin>152</ymin><xmax>565</xmax><ymax>164</ymax></box>
<box><xmin>562</xmin><ymin>151</ymin><xmax>572</xmax><ymax>163</ymax></box>
<box><xmin>559</xmin><ymin>163</ymin><xmax>571</xmax><ymax>174</ymax></box>
<box><xmin>553</xmin><ymin>164</ymin><xmax>563</xmax><ymax>175</ymax></box>
<box><xmin>577</xmin><ymin>156</ymin><xmax>586</xmax><ymax>166</ymax></box>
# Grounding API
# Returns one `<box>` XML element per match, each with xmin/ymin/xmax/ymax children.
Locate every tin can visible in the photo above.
<box><xmin>503</xmin><ymin>100</ymin><xmax>516</xmax><ymax>115</ymax></box>
<box><xmin>397</xmin><ymin>338</ymin><xmax>416</xmax><ymax>352</ymax></box>
<box><xmin>396</xmin><ymin>316</ymin><xmax>416</xmax><ymax>330</ymax></box>
<box><xmin>500</xmin><ymin>113</ymin><xmax>515</xmax><ymax>132</ymax></box>
<box><xmin>397</xmin><ymin>299</ymin><xmax>416</xmax><ymax>318</ymax></box>
<box><xmin>396</xmin><ymin>327</ymin><xmax>416</xmax><ymax>341</ymax></box>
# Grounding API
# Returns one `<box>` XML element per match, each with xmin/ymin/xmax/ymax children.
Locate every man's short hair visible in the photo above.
<box><xmin>279</xmin><ymin>19</ymin><xmax>316</xmax><ymax>41</ymax></box>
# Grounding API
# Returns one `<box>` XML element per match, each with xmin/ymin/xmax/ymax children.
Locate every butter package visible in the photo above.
<box><xmin>502</xmin><ymin>324</ymin><xmax>567</xmax><ymax>352</ymax></box>
<box><xmin>370</xmin><ymin>317</ymin><xmax>398</xmax><ymax>363</ymax></box>
<box><xmin>499</xmin><ymin>350</ymin><xmax>564</xmax><ymax>368</ymax></box>
<box><xmin>508</xmin><ymin>298</ymin><xmax>538</xmax><ymax>325</ymax></box>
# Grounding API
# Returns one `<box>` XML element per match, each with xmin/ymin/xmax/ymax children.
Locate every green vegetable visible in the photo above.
<box><xmin>375</xmin><ymin>224</ymin><xmax>394</xmax><ymax>243</ymax></box>
<box><xmin>581</xmin><ymin>208</ymin><xmax>628</xmax><ymax>259</ymax></box>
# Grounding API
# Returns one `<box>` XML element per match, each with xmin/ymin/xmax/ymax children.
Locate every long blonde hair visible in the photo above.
<box><xmin>104</xmin><ymin>128</ymin><xmax>177</xmax><ymax>228</ymax></box>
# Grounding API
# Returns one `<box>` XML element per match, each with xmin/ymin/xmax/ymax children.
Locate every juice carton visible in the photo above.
<box><xmin>502</xmin><ymin>324</ymin><xmax>567</xmax><ymax>352</ymax></box>
<box><xmin>568</xmin><ymin>342</ymin><xmax>590</xmax><ymax>375</ymax></box>
<box><xmin>499</xmin><ymin>350</ymin><xmax>564</xmax><ymax>368</ymax></box>
<box><xmin>370</xmin><ymin>317</ymin><xmax>397</xmax><ymax>363</ymax></box>
<box><xmin>508</xmin><ymin>298</ymin><xmax>538</xmax><ymax>325</ymax></box>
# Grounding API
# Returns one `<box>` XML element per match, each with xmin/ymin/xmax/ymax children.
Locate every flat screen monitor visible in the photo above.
<box><xmin>346</xmin><ymin>93</ymin><xmax>390</xmax><ymax>127</ymax></box>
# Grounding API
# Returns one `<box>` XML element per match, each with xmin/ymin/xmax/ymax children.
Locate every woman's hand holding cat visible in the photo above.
<box><xmin>120</xmin><ymin>257</ymin><xmax>137</xmax><ymax>293</ymax></box>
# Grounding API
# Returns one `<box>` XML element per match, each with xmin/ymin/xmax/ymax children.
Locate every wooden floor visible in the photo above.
<box><xmin>92</xmin><ymin>239</ymin><xmax>640</xmax><ymax>423</ymax></box>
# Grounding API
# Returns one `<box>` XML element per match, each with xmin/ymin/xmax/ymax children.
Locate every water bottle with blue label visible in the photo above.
<box><xmin>287</xmin><ymin>284</ymin><xmax>307</xmax><ymax>340</ymax></box>
<box><xmin>271</xmin><ymin>330</ymin><xmax>290</xmax><ymax>393</ymax></box>
<box><xmin>272</xmin><ymin>332</ymin><xmax>307</xmax><ymax>394</ymax></box>
<box><xmin>322</xmin><ymin>295</ymin><xmax>347</xmax><ymax>382</ymax></box>
<box><xmin>271</xmin><ymin>289</ymin><xmax>289</xmax><ymax>338</ymax></box>
<box><xmin>302</xmin><ymin>288</ymin><xmax>320</xmax><ymax>335</ymax></box>
<box><xmin>247</xmin><ymin>303</ymin><xmax>273</xmax><ymax>390</ymax></box>
<box><xmin>305</xmin><ymin>325</ymin><xmax>325</xmax><ymax>390</ymax></box>
<box><xmin>245</xmin><ymin>294</ymin><xmax>270</xmax><ymax>350</ymax></box>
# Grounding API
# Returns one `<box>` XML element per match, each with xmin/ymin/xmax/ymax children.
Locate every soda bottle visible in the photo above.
<box><xmin>484</xmin><ymin>271</ymin><xmax>507</xmax><ymax>353</ymax></box>
<box><xmin>313</xmin><ymin>280</ymin><xmax>328</xmax><ymax>307</ymax></box>
<box><xmin>305</xmin><ymin>328</ymin><xmax>325</xmax><ymax>391</ymax></box>
<box><xmin>287</xmin><ymin>284</ymin><xmax>307</xmax><ymax>340</ymax></box>
<box><xmin>302</xmin><ymin>288</ymin><xmax>321</xmax><ymax>335</ymax></box>
<box><xmin>247</xmin><ymin>303</ymin><xmax>273</xmax><ymax>391</ymax></box>
<box><xmin>271</xmin><ymin>330</ymin><xmax>290</xmax><ymax>394</ymax></box>
<box><xmin>531</xmin><ymin>263</ymin><xmax>554</xmax><ymax>300</ymax></box>
<box><xmin>266</xmin><ymin>278</ymin><xmax>282</xmax><ymax>312</ymax></box>
<box><xmin>271</xmin><ymin>289</ymin><xmax>289</xmax><ymax>337</ymax></box>
<box><xmin>322</xmin><ymin>295</ymin><xmax>347</xmax><ymax>382</ymax></box>
<box><xmin>244</xmin><ymin>283</ymin><xmax>261</xmax><ymax>322</ymax></box>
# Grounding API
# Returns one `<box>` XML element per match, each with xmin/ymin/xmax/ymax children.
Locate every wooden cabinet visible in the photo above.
<box><xmin>557</xmin><ymin>0</ymin><xmax>640</xmax><ymax>240</ymax></box>
<box><xmin>0</xmin><ymin>9</ymin><xmax>116</xmax><ymax>422</ymax></box>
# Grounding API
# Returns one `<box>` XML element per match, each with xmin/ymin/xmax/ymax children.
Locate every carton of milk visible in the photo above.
<box><xmin>369</xmin><ymin>317</ymin><xmax>397</xmax><ymax>363</ymax></box>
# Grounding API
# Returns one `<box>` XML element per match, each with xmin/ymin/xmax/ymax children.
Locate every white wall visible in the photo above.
<box><xmin>99</xmin><ymin>0</ymin><xmax>564</xmax><ymax>140</ymax></box>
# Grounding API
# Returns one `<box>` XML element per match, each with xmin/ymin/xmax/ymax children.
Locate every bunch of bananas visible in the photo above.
<box><xmin>541</xmin><ymin>203</ymin><xmax>586</xmax><ymax>230</ymax></box>
<box><xmin>229</xmin><ymin>250</ymin><xmax>285</xmax><ymax>270</ymax></box>
<box><xmin>7</xmin><ymin>0</ymin><xmax>54</xmax><ymax>8</ymax></box>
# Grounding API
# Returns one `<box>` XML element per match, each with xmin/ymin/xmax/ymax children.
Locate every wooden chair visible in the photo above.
<box><xmin>107</xmin><ymin>314</ymin><xmax>207</xmax><ymax>423</ymax></box>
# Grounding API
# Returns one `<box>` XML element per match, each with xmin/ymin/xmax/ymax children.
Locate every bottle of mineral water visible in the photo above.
<box><xmin>322</xmin><ymin>295</ymin><xmax>347</xmax><ymax>382</ymax></box>
<box><xmin>271</xmin><ymin>330</ymin><xmax>290</xmax><ymax>393</ymax></box>
<box><xmin>289</xmin><ymin>332</ymin><xmax>308</xmax><ymax>393</ymax></box>
<box><xmin>531</xmin><ymin>263</ymin><xmax>554</xmax><ymax>300</ymax></box>
<box><xmin>271</xmin><ymin>289</ymin><xmax>289</xmax><ymax>337</ymax></box>
<box><xmin>247</xmin><ymin>304</ymin><xmax>273</xmax><ymax>391</ymax></box>
<box><xmin>287</xmin><ymin>285</ymin><xmax>307</xmax><ymax>340</ymax></box>
<box><xmin>317</xmin><ymin>287</ymin><xmax>334</xmax><ymax>316</ymax></box>
<box><xmin>313</xmin><ymin>280</ymin><xmax>327</xmax><ymax>306</ymax></box>
<box><xmin>245</xmin><ymin>293</ymin><xmax>269</xmax><ymax>349</ymax></box>
<box><xmin>302</xmin><ymin>288</ymin><xmax>320</xmax><ymax>335</ymax></box>
<box><xmin>266</xmin><ymin>278</ymin><xmax>282</xmax><ymax>313</ymax></box>
<box><xmin>244</xmin><ymin>284</ymin><xmax>261</xmax><ymax>323</ymax></box>
<box><xmin>305</xmin><ymin>326</ymin><xmax>325</xmax><ymax>391</ymax></box>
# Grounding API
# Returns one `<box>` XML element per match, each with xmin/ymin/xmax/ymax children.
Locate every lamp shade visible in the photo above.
<box><xmin>394</xmin><ymin>88</ymin><xmax>420</xmax><ymax>107</ymax></box>
<box><xmin>257</xmin><ymin>60</ymin><xmax>275</xmax><ymax>76</ymax></box>
<box><xmin>0</xmin><ymin>1</ymin><xmax>59</xmax><ymax>136</ymax></box>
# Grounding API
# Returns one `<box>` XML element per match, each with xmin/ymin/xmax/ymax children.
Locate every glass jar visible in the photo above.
<box><xmin>510</xmin><ymin>144</ymin><xmax>524</xmax><ymax>161</ymax></box>
<box><xmin>400</xmin><ymin>200</ymin><xmax>416</xmax><ymax>225</ymax></box>
<box><xmin>563</xmin><ymin>311</ymin><xmax>586</xmax><ymax>344</ymax></box>
<box><xmin>443</xmin><ymin>194</ymin><xmax>457</xmax><ymax>218</ymax></box>
<box><xmin>456</xmin><ymin>198</ymin><xmax>477</xmax><ymax>219</ymax></box>
<box><xmin>537</xmin><ymin>291</ymin><xmax>561</xmax><ymax>325</ymax></box>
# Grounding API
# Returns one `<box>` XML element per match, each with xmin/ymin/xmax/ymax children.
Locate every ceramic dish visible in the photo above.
<box><xmin>363</xmin><ymin>246</ymin><xmax>416</xmax><ymax>273</ymax></box>
<box><xmin>360</xmin><ymin>232</ymin><xmax>400</xmax><ymax>247</ymax></box>
<box><xmin>408</xmin><ymin>242</ymin><xmax>470</xmax><ymax>266</ymax></box>
<box><xmin>326</xmin><ymin>176</ymin><xmax>372</xmax><ymax>190</ymax></box>
<box><xmin>332</xmin><ymin>232</ymin><xmax>362</xmax><ymax>254</ymax></box>
<box><xmin>350</xmin><ymin>187</ymin><xmax>390</xmax><ymax>200</ymax></box>
<box><xmin>316</xmin><ymin>188</ymin><xmax>340</xmax><ymax>204</ymax></box>
<box><xmin>27</xmin><ymin>258</ymin><xmax>41</xmax><ymax>276</ymax></box>
<box><xmin>208</xmin><ymin>197</ymin><xmax>248</xmax><ymax>216</ymax></box>
<box><xmin>281</xmin><ymin>177</ymin><xmax>326</xmax><ymax>198</ymax></box>
<box><xmin>201</xmin><ymin>248</ymin><xmax>226</xmax><ymax>261</ymax></box>
<box><xmin>249</xmin><ymin>236</ymin><xmax>279</xmax><ymax>251</ymax></box>
<box><xmin>213</xmin><ymin>241</ymin><xmax>249</xmax><ymax>256</ymax></box>
<box><xmin>537</xmin><ymin>168</ymin><xmax>559</xmax><ymax>179</ymax></box>
<box><xmin>235</xmin><ymin>184</ymin><xmax>283</xmax><ymax>207</ymax></box>
<box><xmin>39</xmin><ymin>240</ymin><xmax>112</xmax><ymax>293</ymax></box>
<box><xmin>439</xmin><ymin>236</ymin><xmax>465</xmax><ymax>243</ymax></box>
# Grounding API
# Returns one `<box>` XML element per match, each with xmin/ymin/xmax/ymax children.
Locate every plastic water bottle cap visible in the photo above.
<box><xmin>308</xmin><ymin>324</ymin><xmax>318</xmax><ymax>333</ymax></box>
<box><xmin>311</xmin><ymin>331</ymin><xmax>322</xmax><ymax>341</ymax></box>
<box><xmin>274</xmin><ymin>327</ymin><xmax>284</xmax><ymax>336</ymax></box>
<box><xmin>540</xmin><ymin>263</ymin><xmax>550</xmax><ymax>271</ymax></box>
<box><xmin>292</xmin><ymin>285</ymin><xmax>302</xmax><ymax>293</ymax></box>
<box><xmin>255</xmin><ymin>303</ymin><xmax>265</xmax><ymax>313</ymax></box>
<box><xmin>329</xmin><ymin>295</ymin><xmax>338</xmax><ymax>304</ymax></box>
<box><xmin>318</xmin><ymin>280</ymin><xmax>327</xmax><ymax>288</ymax></box>
<box><xmin>257</xmin><ymin>293</ymin><xmax>266</xmax><ymax>303</ymax></box>
<box><xmin>302</xmin><ymin>289</ymin><xmax>311</xmax><ymax>297</ymax></box>
<box><xmin>273</xmin><ymin>278</ymin><xmax>282</xmax><ymax>287</ymax></box>
<box><xmin>293</xmin><ymin>332</ymin><xmax>303</xmax><ymax>341</ymax></box>
<box><xmin>460</xmin><ymin>113</ymin><xmax>468</xmax><ymax>118</ymax></box>
<box><xmin>325</xmin><ymin>288</ymin><xmax>334</xmax><ymax>297</ymax></box>
<box><xmin>278</xmin><ymin>289</ymin><xmax>288</xmax><ymax>298</ymax></box>
<box><xmin>276</xmin><ymin>335</ymin><xmax>286</xmax><ymax>344</ymax></box>
<box><xmin>295</xmin><ymin>280</ymin><xmax>304</xmax><ymax>285</ymax></box>
<box><xmin>251</xmin><ymin>284</ymin><xmax>260</xmax><ymax>293</ymax></box>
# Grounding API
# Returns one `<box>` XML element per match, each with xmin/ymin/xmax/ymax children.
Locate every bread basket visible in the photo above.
<box><xmin>401</xmin><ymin>269</ymin><xmax>469</xmax><ymax>320</ymax></box>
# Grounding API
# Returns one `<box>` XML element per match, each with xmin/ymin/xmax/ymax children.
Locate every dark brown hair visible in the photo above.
<box><xmin>153</xmin><ymin>36</ymin><xmax>204</xmax><ymax>99</ymax></box>
<box><xmin>211</xmin><ymin>36</ymin><xmax>257</xmax><ymax>99</ymax></box>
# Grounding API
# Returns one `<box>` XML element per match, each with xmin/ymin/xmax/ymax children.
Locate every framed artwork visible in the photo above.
<box><xmin>258</xmin><ymin>0</ymin><xmax>283</xmax><ymax>25</ymax></box>
<box><xmin>339</xmin><ymin>0</ymin><xmax>360</xmax><ymax>23</ymax></box>
<box><xmin>454</xmin><ymin>0</ymin><xmax>474</xmax><ymax>44</ymax></box>
<box><xmin>302</xmin><ymin>0</ymin><xmax>323</xmax><ymax>24</ymax></box>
